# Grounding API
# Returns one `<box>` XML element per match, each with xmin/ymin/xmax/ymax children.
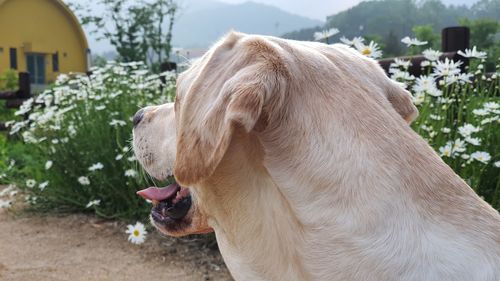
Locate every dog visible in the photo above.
<box><xmin>133</xmin><ymin>32</ymin><xmax>500</xmax><ymax>281</ymax></box>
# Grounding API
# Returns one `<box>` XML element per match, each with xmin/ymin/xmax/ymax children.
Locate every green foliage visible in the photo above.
<box><xmin>389</xmin><ymin>55</ymin><xmax>500</xmax><ymax>210</ymax></box>
<box><xmin>0</xmin><ymin>69</ymin><xmax>18</xmax><ymax>91</ymax></box>
<box><xmin>459</xmin><ymin>18</ymin><xmax>500</xmax><ymax>71</ymax></box>
<box><xmin>71</xmin><ymin>0</ymin><xmax>177</xmax><ymax>70</ymax></box>
<box><xmin>282</xmin><ymin>0</ymin><xmax>500</xmax><ymax>59</ymax></box>
<box><xmin>5</xmin><ymin>62</ymin><xmax>176</xmax><ymax>219</ymax></box>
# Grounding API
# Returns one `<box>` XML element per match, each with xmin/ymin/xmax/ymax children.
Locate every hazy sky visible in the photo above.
<box><xmin>214</xmin><ymin>0</ymin><xmax>363</xmax><ymax>20</ymax></box>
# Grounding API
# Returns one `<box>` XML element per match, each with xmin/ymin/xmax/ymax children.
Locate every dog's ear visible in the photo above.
<box><xmin>384</xmin><ymin>80</ymin><xmax>418</xmax><ymax>124</ymax></box>
<box><xmin>174</xmin><ymin>48</ymin><xmax>287</xmax><ymax>186</ymax></box>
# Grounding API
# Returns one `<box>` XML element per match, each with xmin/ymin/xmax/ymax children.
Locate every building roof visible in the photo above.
<box><xmin>0</xmin><ymin>0</ymin><xmax>89</xmax><ymax>50</ymax></box>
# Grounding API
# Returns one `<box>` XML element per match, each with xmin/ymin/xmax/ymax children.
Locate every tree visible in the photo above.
<box><xmin>459</xmin><ymin>18</ymin><xmax>499</xmax><ymax>50</ymax></box>
<box><xmin>383</xmin><ymin>30</ymin><xmax>403</xmax><ymax>57</ymax></box>
<box><xmin>70</xmin><ymin>0</ymin><xmax>177</xmax><ymax>71</ymax></box>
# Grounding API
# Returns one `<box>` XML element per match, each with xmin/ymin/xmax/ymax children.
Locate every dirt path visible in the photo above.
<box><xmin>0</xmin><ymin>189</ymin><xmax>232</xmax><ymax>281</ymax></box>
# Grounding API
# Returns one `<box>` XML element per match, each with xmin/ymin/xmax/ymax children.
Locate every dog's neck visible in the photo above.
<box><xmin>198</xmin><ymin>106</ymin><xmax>498</xmax><ymax>280</ymax></box>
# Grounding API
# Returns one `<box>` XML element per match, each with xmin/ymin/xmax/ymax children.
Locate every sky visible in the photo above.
<box><xmin>70</xmin><ymin>0</ymin><xmax>364</xmax><ymax>53</ymax></box>
<box><xmin>216</xmin><ymin>0</ymin><xmax>363</xmax><ymax>21</ymax></box>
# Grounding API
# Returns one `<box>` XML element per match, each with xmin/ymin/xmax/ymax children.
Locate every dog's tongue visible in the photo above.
<box><xmin>137</xmin><ymin>184</ymin><xmax>180</xmax><ymax>201</ymax></box>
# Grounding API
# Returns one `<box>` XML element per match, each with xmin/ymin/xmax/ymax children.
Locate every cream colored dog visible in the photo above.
<box><xmin>133</xmin><ymin>32</ymin><xmax>500</xmax><ymax>281</ymax></box>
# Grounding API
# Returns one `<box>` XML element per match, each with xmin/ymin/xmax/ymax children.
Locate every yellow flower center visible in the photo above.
<box><xmin>133</xmin><ymin>230</ymin><xmax>140</xmax><ymax>237</ymax></box>
<box><xmin>362</xmin><ymin>48</ymin><xmax>371</xmax><ymax>55</ymax></box>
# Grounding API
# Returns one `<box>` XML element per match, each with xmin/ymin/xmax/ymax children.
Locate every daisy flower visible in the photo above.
<box><xmin>452</xmin><ymin>139</ymin><xmax>466</xmax><ymax>153</ymax></box>
<box><xmin>494</xmin><ymin>161</ymin><xmax>500</xmax><ymax>168</ymax></box>
<box><xmin>340</xmin><ymin>36</ymin><xmax>364</xmax><ymax>46</ymax></box>
<box><xmin>354</xmin><ymin>41</ymin><xmax>382</xmax><ymax>59</ymax></box>
<box><xmin>124</xmin><ymin>169</ymin><xmax>138</xmax><ymax>177</ymax></box>
<box><xmin>470</xmin><ymin>151</ymin><xmax>491</xmax><ymax>164</ymax></box>
<box><xmin>422</xmin><ymin>49</ymin><xmax>442</xmax><ymax>61</ymax></box>
<box><xmin>126</xmin><ymin>222</ymin><xmax>147</xmax><ymax>245</ymax></box>
<box><xmin>86</xmin><ymin>199</ymin><xmax>101</xmax><ymax>208</ymax></box>
<box><xmin>88</xmin><ymin>162</ymin><xmax>104</xmax><ymax>171</ymax></box>
<box><xmin>483</xmin><ymin>102</ymin><xmax>499</xmax><ymax>111</ymax></box>
<box><xmin>465</xmin><ymin>137</ymin><xmax>481</xmax><ymax>146</ymax></box>
<box><xmin>412</xmin><ymin>75</ymin><xmax>436</xmax><ymax>94</ymax></box>
<box><xmin>313</xmin><ymin>28</ymin><xmax>339</xmax><ymax>42</ymax></box>
<box><xmin>391</xmin><ymin>58</ymin><xmax>412</xmax><ymax>69</ymax></box>
<box><xmin>109</xmin><ymin>119</ymin><xmax>127</xmax><ymax>126</ymax></box>
<box><xmin>78</xmin><ymin>176</ymin><xmax>90</xmax><ymax>186</ymax></box>
<box><xmin>26</xmin><ymin>179</ymin><xmax>36</xmax><ymax>188</ymax></box>
<box><xmin>401</xmin><ymin>36</ymin><xmax>428</xmax><ymax>47</ymax></box>
<box><xmin>0</xmin><ymin>199</ymin><xmax>12</xmax><ymax>209</ymax></box>
<box><xmin>45</xmin><ymin>160</ymin><xmax>53</xmax><ymax>171</ymax></box>
<box><xmin>472</xmin><ymin>108</ymin><xmax>489</xmax><ymax>116</ymax></box>
<box><xmin>457</xmin><ymin>46</ymin><xmax>487</xmax><ymax>59</ymax></box>
<box><xmin>439</xmin><ymin>143</ymin><xmax>453</xmax><ymax>157</ymax></box>
<box><xmin>39</xmin><ymin>181</ymin><xmax>49</xmax><ymax>191</ymax></box>
<box><xmin>433</xmin><ymin>58</ymin><xmax>462</xmax><ymax>78</ymax></box>
<box><xmin>458</xmin><ymin>123</ymin><xmax>480</xmax><ymax>137</ymax></box>
<box><xmin>115</xmin><ymin>154</ymin><xmax>124</xmax><ymax>160</ymax></box>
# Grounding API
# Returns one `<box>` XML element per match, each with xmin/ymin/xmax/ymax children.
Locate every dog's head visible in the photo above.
<box><xmin>132</xmin><ymin>32</ymin><xmax>418</xmax><ymax>238</ymax></box>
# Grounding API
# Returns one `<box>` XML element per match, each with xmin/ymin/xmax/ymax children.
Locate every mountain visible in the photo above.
<box><xmin>282</xmin><ymin>0</ymin><xmax>499</xmax><ymax>43</ymax></box>
<box><xmin>172</xmin><ymin>0</ymin><xmax>323</xmax><ymax>48</ymax></box>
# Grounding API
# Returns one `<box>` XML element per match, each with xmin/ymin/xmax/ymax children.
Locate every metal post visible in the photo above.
<box><xmin>17</xmin><ymin>72</ymin><xmax>31</xmax><ymax>99</ymax></box>
<box><xmin>442</xmin><ymin>26</ymin><xmax>470</xmax><ymax>71</ymax></box>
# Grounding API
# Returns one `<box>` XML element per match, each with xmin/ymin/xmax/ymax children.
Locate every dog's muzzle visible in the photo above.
<box><xmin>137</xmin><ymin>183</ymin><xmax>191</xmax><ymax>222</ymax></box>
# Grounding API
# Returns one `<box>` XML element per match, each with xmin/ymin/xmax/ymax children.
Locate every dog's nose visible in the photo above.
<box><xmin>133</xmin><ymin>109</ymin><xmax>144</xmax><ymax>128</ymax></box>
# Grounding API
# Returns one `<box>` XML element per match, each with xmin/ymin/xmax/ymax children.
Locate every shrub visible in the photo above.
<box><xmin>6</xmin><ymin>62</ymin><xmax>175</xmax><ymax>219</ymax></box>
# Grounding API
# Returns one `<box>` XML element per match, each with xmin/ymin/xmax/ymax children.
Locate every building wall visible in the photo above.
<box><xmin>0</xmin><ymin>0</ymin><xmax>88</xmax><ymax>84</ymax></box>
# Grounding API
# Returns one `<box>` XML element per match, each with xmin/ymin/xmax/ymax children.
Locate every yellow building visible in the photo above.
<box><xmin>0</xmin><ymin>0</ymin><xmax>89</xmax><ymax>87</ymax></box>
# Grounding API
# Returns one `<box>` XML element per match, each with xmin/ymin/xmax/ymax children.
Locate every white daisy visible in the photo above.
<box><xmin>39</xmin><ymin>181</ymin><xmax>49</xmax><ymax>191</ymax></box>
<box><xmin>126</xmin><ymin>222</ymin><xmax>147</xmax><ymax>245</ymax></box>
<box><xmin>458</xmin><ymin>123</ymin><xmax>480</xmax><ymax>137</ymax></box>
<box><xmin>401</xmin><ymin>36</ymin><xmax>428</xmax><ymax>47</ymax></box>
<box><xmin>452</xmin><ymin>139</ymin><xmax>466</xmax><ymax>153</ymax></box>
<box><xmin>88</xmin><ymin>162</ymin><xmax>104</xmax><ymax>171</ymax></box>
<box><xmin>78</xmin><ymin>176</ymin><xmax>90</xmax><ymax>185</ymax></box>
<box><xmin>313</xmin><ymin>28</ymin><xmax>339</xmax><ymax>42</ymax></box>
<box><xmin>26</xmin><ymin>179</ymin><xmax>36</xmax><ymax>188</ymax></box>
<box><xmin>86</xmin><ymin>199</ymin><xmax>101</xmax><ymax>208</ymax></box>
<box><xmin>470</xmin><ymin>151</ymin><xmax>491</xmax><ymax>164</ymax></box>
<box><xmin>465</xmin><ymin>137</ymin><xmax>481</xmax><ymax>146</ymax></box>
<box><xmin>433</xmin><ymin>58</ymin><xmax>462</xmax><ymax>78</ymax></box>
<box><xmin>392</xmin><ymin>58</ymin><xmax>412</xmax><ymax>69</ymax></box>
<box><xmin>439</xmin><ymin>143</ymin><xmax>453</xmax><ymax>157</ymax></box>
<box><xmin>494</xmin><ymin>161</ymin><xmax>500</xmax><ymax>168</ymax></box>
<box><xmin>457</xmin><ymin>46</ymin><xmax>487</xmax><ymax>59</ymax></box>
<box><xmin>0</xmin><ymin>199</ymin><xmax>12</xmax><ymax>209</ymax></box>
<box><xmin>422</xmin><ymin>49</ymin><xmax>442</xmax><ymax>61</ymax></box>
<box><xmin>124</xmin><ymin>169</ymin><xmax>138</xmax><ymax>177</ymax></box>
<box><xmin>354</xmin><ymin>41</ymin><xmax>382</xmax><ymax>59</ymax></box>
<box><xmin>441</xmin><ymin>127</ymin><xmax>451</xmax><ymax>133</ymax></box>
<box><xmin>109</xmin><ymin>119</ymin><xmax>127</xmax><ymax>126</ymax></box>
<box><xmin>115</xmin><ymin>154</ymin><xmax>124</xmax><ymax>160</ymax></box>
<box><xmin>45</xmin><ymin>160</ymin><xmax>53</xmax><ymax>170</ymax></box>
<box><xmin>340</xmin><ymin>36</ymin><xmax>364</xmax><ymax>46</ymax></box>
<box><xmin>483</xmin><ymin>102</ymin><xmax>499</xmax><ymax>111</ymax></box>
<box><xmin>412</xmin><ymin>75</ymin><xmax>436</xmax><ymax>94</ymax></box>
<box><xmin>472</xmin><ymin>108</ymin><xmax>489</xmax><ymax>116</ymax></box>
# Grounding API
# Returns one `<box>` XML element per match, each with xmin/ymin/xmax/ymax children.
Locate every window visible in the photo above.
<box><xmin>52</xmin><ymin>52</ymin><xmax>59</xmax><ymax>72</ymax></box>
<box><xmin>26</xmin><ymin>54</ymin><xmax>46</xmax><ymax>85</ymax></box>
<box><xmin>9</xmin><ymin>48</ymin><xmax>17</xmax><ymax>69</ymax></box>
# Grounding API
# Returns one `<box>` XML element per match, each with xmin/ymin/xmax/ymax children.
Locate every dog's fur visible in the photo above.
<box><xmin>133</xmin><ymin>32</ymin><xmax>500</xmax><ymax>281</ymax></box>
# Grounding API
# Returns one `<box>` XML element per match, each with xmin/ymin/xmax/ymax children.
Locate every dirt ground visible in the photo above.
<box><xmin>0</xmin><ymin>187</ymin><xmax>233</xmax><ymax>281</ymax></box>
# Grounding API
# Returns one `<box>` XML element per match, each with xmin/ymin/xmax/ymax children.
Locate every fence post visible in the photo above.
<box><xmin>17</xmin><ymin>72</ymin><xmax>31</xmax><ymax>99</ymax></box>
<box><xmin>442</xmin><ymin>26</ymin><xmax>469</xmax><ymax>70</ymax></box>
<box><xmin>441</xmin><ymin>26</ymin><xmax>470</xmax><ymax>52</ymax></box>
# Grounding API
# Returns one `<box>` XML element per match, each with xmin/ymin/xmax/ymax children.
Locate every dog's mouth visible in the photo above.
<box><xmin>137</xmin><ymin>182</ymin><xmax>192</xmax><ymax>224</ymax></box>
